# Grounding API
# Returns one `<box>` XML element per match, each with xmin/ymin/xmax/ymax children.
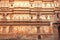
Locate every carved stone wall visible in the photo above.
<box><xmin>53</xmin><ymin>25</ymin><xmax>59</xmax><ymax>40</ymax></box>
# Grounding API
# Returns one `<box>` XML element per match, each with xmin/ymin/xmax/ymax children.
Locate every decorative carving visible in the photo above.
<box><xmin>42</xmin><ymin>0</ymin><xmax>54</xmax><ymax>2</ymax></box>
<box><xmin>9</xmin><ymin>0</ymin><xmax>14</xmax><ymax>2</ymax></box>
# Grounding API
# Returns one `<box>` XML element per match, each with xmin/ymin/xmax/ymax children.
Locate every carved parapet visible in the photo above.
<box><xmin>0</xmin><ymin>7</ymin><xmax>13</xmax><ymax>12</ymax></box>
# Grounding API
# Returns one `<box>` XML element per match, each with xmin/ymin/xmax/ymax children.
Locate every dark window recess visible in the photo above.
<box><xmin>58</xmin><ymin>26</ymin><xmax>60</xmax><ymax>39</ymax></box>
<box><xmin>38</xmin><ymin>35</ymin><xmax>41</xmax><ymax>39</ymax></box>
<box><xmin>11</xmin><ymin>4</ymin><xmax>13</xmax><ymax>6</ymax></box>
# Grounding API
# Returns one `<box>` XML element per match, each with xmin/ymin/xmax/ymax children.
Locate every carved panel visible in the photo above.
<box><xmin>42</xmin><ymin>0</ymin><xmax>54</xmax><ymax>2</ymax></box>
<box><xmin>9</xmin><ymin>0</ymin><xmax>14</xmax><ymax>2</ymax></box>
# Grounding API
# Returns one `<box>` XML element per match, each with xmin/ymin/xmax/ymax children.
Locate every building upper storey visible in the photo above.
<box><xmin>0</xmin><ymin>0</ymin><xmax>59</xmax><ymax>8</ymax></box>
<box><xmin>0</xmin><ymin>0</ymin><xmax>60</xmax><ymax>22</ymax></box>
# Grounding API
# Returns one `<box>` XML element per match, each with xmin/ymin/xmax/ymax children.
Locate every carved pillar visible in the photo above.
<box><xmin>10</xmin><ymin>14</ymin><xmax>12</xmax><ymax>21</ymax></box>
<box><xmin>30</xmin><ymin>15</ymin><xmax>32</xmax><ymax>21</ymax></box>
<box><xmin>0</xmin><ymin>27</ymin><xmax>3</xmax><ymax>33</ymax></box>
<box><xmin>36</xmin><ymin>12</ymin><xmax>41</xmax><ymax>40</ymax></box>
<box><xmin>3</xmin><ymin>26</ymin><xmax>6</xmax><ymax>33</ymax></box>
<box><xmin>54</xmin><ymin>13</ymin><xmax>59</xmax><ymax>21</ymax></box>
<box><xmin>37</xmin><ymin>12</ymin><xmax>40</xmax><ymax>20</ymax></box>
<box><xmin>37</xmin><ymin>26</ymin><xmax>41</xmax><ymax>40</ymax></box>
<box><xmin>50</xmin><ymin>22</ymin><xmax>53</xmax><ymax>33</ymax></box>
<box><xmin>53</xmin><ymin>24</ymin><xmax>59</xmax><ymax>40</ymax></box>
<box><xmin>9</xmin><ymin>26</ymin><xmax>13</xmax><ymax>33</ymax></box>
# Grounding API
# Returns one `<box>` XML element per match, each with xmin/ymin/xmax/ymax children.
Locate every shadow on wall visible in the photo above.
<box><xmin>58</xmin><ymin>25</ymin><xmax>60</xmax><ymax>39</ymax></box>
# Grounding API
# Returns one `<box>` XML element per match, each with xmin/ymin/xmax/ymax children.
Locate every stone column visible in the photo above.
<box><xmin>3</xmin><ymin>26</ymin><xmax>6</xmax><ymax>33</ymax></box>
<box><xmin>37</xmin><ymin>12</ymin><xmax>40</xmax><ymax>20</ymax></box>
<box><xmin>36</xmin><ymin>12</ymin><xmax>41</xmax><ymax>40</ymax></box>
<box><xmin>10</xmin><ymin>14</ymin><xmax>13</xmax><ymax>21</ymax></box>
<box><xmin>9</xmin><ymin>26</ymin><xmax>13</xmax><ymax>33</ymax></box>
<box><xmin>50</xmin><ymin>22</ymin><xmax>53</xmax><ymax>33</ymax></box>
<box><xmin>54</xmin><ymin>13</ymin><xmax>59</xmax><ymax>21</ymax></box>
<box><xmin>37</xmin><ymin>26</ymin><xmax>41</xmax><ymax>40</ymax></box>
<box><xmin>53</xmin><ymin>25</ymin><xmax>59</xmax><ymax>40</ymax></box>
<box><xmin>2</xmin><ymin>13</ymin><xmax>7</xmax><ymax>33</ymax></box>
<box><xmin>1</xmin><ymin>27</ymin><xmax>3</xmax><ymax>33</ymax></box>
<box><xmin>50</xmin><ymin>22</ymin><xmax>54</xmax><ymax>40</ymax></box>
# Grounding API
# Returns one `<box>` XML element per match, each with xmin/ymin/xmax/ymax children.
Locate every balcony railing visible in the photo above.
<box><xmin>0</xmin><ymin>19</ymin><xmax>53</xmax><ymax>22</ymax></box>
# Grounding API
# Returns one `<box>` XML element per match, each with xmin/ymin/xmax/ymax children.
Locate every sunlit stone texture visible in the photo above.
<box><xmin>0</xmin><ymin>0</ymin><xmax>60</xmax><ymax>40</ymax></box>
